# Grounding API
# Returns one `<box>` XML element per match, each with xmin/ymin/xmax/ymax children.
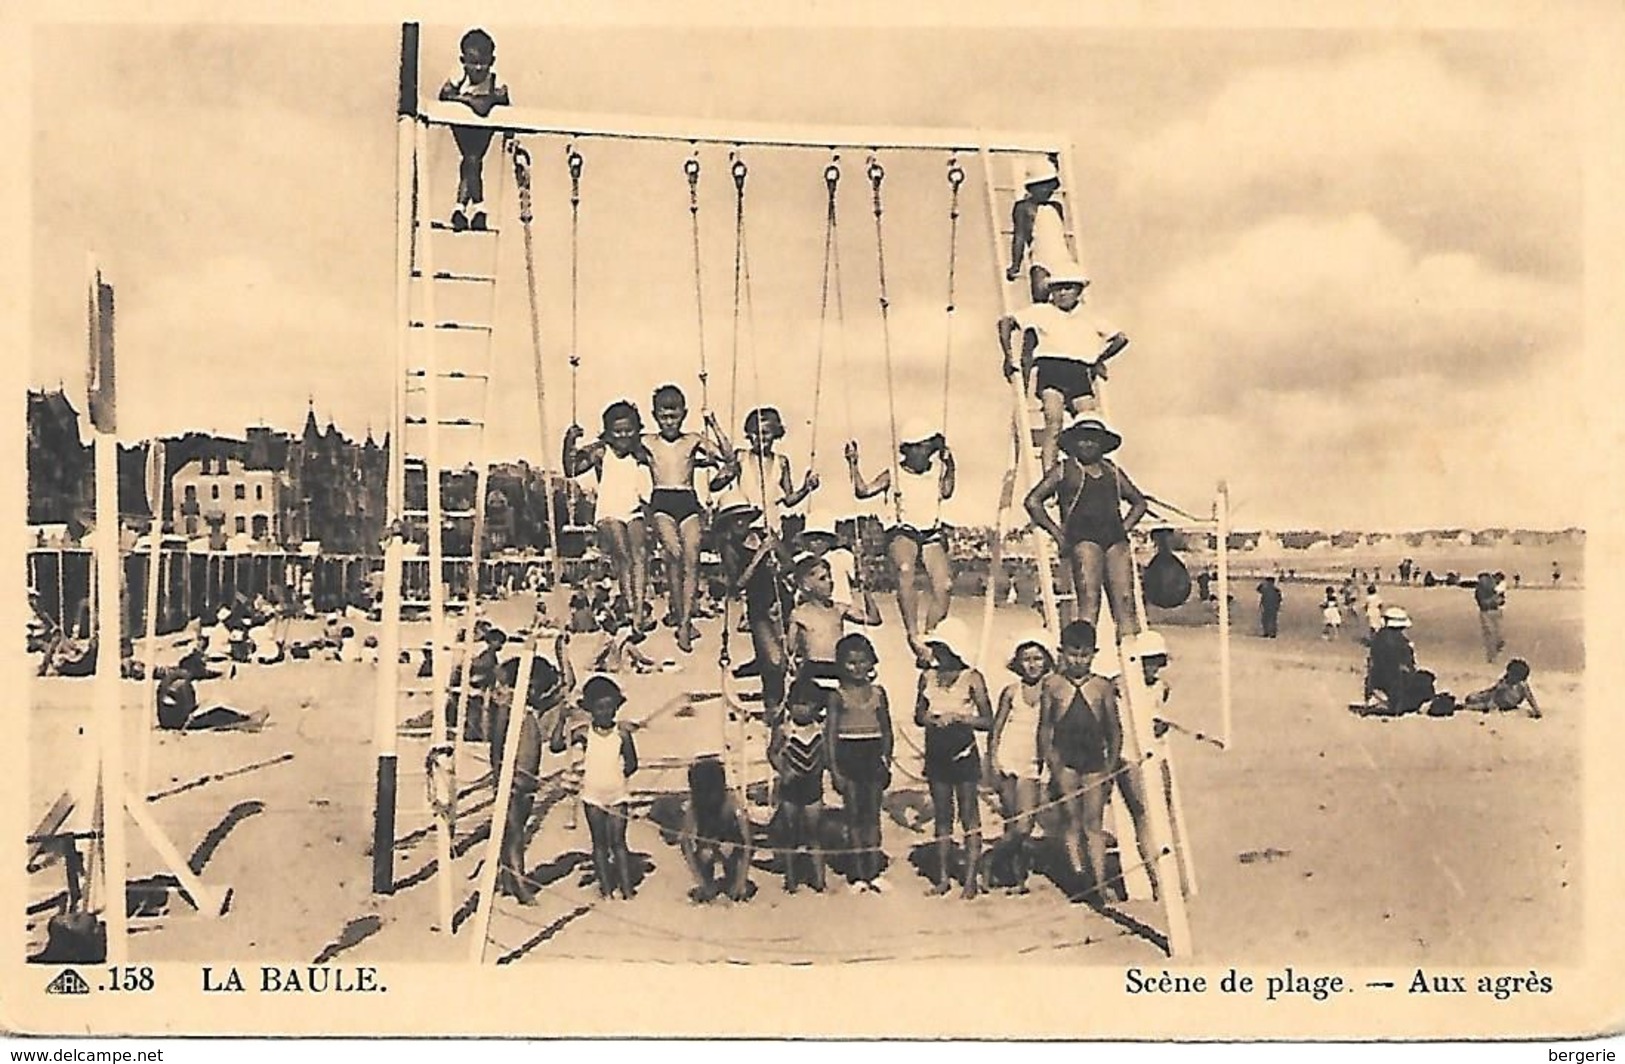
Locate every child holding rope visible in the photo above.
<box><xmin>437</xmin><ymin>27</ymin><xmax>509</xmax><ymax>231</ymax></box>
<box><xmin>915</xmin><ymin>619</ymin><xmax>994</xmax><ymax>898</ymax></box>
<box><xmin>768</xmin><ymin>679</ymin><xmax>833</xmax><ymax>893</ymax></box>
<box><xmin>826</xmin><ymin>632</ymin><xmax>894</xmax><ymax>892</ymax></box>
<box><xmin>1024</xmin><ymin>412</ymin><xmax>1147</xmax><ymax>639</ymax></box>
<box><xmin>999</xmin><ymin>266</ymin><xmax>1128</xmax><ymax>473</ymax></box>
<box><xmin>988</xmin><ymin>629</ymin><xmax>1054</xmax><ymax>895</ymax></box>
<box><xmin>846</xmin><ymin>419</ymin><xmax>956</xmax><ymax>666</ymax></box>
<box><xmin>564</xmin><ymin>400</ymin><xmax>655</xmax><ymax>633</ymax></box>
<box><xmin>1039</xmin><ymin>620</ymin><xmax>1121</xmax><ymax>904</ymax></box>
<box><xmin>552</xmin><ymin>676</ymin><xmax>639</xmax><ymax>900</ymax></box>
<box><xmin>644</xmin><ymin>384</ymin><xmax>732</xmax><ymax>654</ymax></box>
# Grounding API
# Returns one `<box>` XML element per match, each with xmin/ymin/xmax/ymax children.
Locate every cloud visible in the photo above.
<box><xmin>1118</xmin><ymin>44</ymin><xmax>1580</xmax><ymax>281</ymax></box>
<box><xmin>1125</xmin><ymin>211</ymin><xmax>1578</xmax><ymax>413</ymax></box>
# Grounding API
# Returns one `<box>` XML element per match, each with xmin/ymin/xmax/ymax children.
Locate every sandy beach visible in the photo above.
<box><xmin>25</xmin><ymin>577</ymin><xmax>1582</xmax><ymax>968</ymax></box>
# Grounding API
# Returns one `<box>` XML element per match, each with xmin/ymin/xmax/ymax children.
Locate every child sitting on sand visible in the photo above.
<box><xmin>154</xmin><ymin>670</ymin><xmax>269</xmax><ymax>733</ymax></box>
<box><xmin>826</xmin><ymin>632</ymin><xmax>895</xmax><ymax>892</ymax></box>
<box><xmin>679</xmin><ymin>756</ymin><xmax>753</xmax><ymax>903</ymax></box>
<box><xmin>1039</xmin><ymin>620</ymin><xmax>1120</xmax><ymax>904</ymax></box>
<box><xmin>1462</xmin><ymin>658</ymin><xmax>1542</xmax><ymax>719</ymax></box>
<box><xmin>644</xmin><ymin>384</ymin><xmax>733</xmax><ymax>654</ymax></box>
<box><xmin>590</xmin><ymin>610</ymin><xmax>662</xmax><ymax>675</ymax></box>
<box><xmin>553</xmin><ymin>676</ymin><xmax>639</xmax><ymax>900</ymax></box>
<box><xmin>915</xmin><ymin>619</ymin><xmax>995</xmax><ymax>898</ymax></box>
<box><xmin>768</xmin><ymin>679</ymin><xmax>833</xmax><ymax>893</ymax></box>
<box><xmin>786</xmin><ymin>553</ymin><xmax>880</xmax><ymax>695</ymax></box>
<box><xmin>988</xmin><ymin>629</ymin><xmax>1053</xmax><ymax>895</ymax></box>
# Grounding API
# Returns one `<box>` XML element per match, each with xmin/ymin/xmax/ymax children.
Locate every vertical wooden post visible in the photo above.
<box><xmin>471</xmin><ymin>647</ymin><xmax>537</xmax><ymax>961</ymax></box>
<box><xmin>1217</xmin><ymin>480</ymin><xmax>1232</xmax><ymax>751</ymax></box>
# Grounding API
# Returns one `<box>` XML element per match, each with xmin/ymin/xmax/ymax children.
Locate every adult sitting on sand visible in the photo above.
<box><xmin>154</xmin><ymin>669</ymin><xmax>269</xmax><ymax>732</ymax></box>
<box><xmin>1359</xmin><ymin>607</ymin><xmax>1442</xmax><ymax>716</ymax></box>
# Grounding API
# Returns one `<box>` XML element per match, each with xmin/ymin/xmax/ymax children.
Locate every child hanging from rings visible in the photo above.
<box><xmin>550</xmin><ymin>675</ymin><xmax>639</xmax><ymax>900</ymax></box>
<box><xmin>437</xmin><ymin>27</ymin><xmax>510</xmax><ymax>231</ymax></box>
<box><xmin>1024</xmin><ymin>412</ymin><xmax>1148</xmax><ymax>640</ymax></box>
<box><xmin>915</xmin><ymin>619</ymin><xmax>994</xmax><ymax>898</ymax></box>
<box><xmin>644</xmin><ymin>384</ymin><xmax>733</xmax><ymax>654</ymax></box>
<box><xmin>768</xmin><ymin>678</ymin><xmax>834</xmax><ymax>893</ymax></box>
<box><xmin>847</xmin><ymin>418</ymin><xmax>956</xmax><ymax>666</ymax></box>
<box><xmin>998</xmin><ymin>265</ymin><xmax>1129</xmax><ymax>473</ymax></box>
<box><xmin>564</xmin><ymin>400</ymin><xmax>655</xmax><ymax>633</ymax></box>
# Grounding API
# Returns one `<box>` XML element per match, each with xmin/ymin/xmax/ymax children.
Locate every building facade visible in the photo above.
<box><xmin>172</xmin><ymin>454</ymin><xmax>282</xmax><ymax>542</ymax></box>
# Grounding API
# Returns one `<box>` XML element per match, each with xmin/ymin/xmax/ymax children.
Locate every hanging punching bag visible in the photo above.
<box><xmin>1142</xmin><ymin>526</ymin><xmax>1192</xmax><ymax>609</ymax></box>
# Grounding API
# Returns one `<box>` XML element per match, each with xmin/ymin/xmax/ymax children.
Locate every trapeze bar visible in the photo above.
<box><xmin>419</xmin><ymin>100</ymin><xmax>1066</xmax><ymax>155</ymax></box>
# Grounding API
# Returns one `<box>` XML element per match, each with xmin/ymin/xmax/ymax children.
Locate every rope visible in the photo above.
<box><xmin>810</xmin><ymin>157</ymin><xmax>842</xmax><ymax>476</ymax></box>
<box><xmin>566</xmin><ymin>144</ymin><xmax>584</xmax><ymax>426</ymax></box>
<box><xmin>867</xmin><ymin>154</ymin><xmax>903</xmax><ymax>525</ymax></box>
<box><xmin>941</xmin><ymin>156</ymin><xmax>965</xmax><ymax>437</ymax></box>
<box><xmin>512</xmin><ymin>143</ymin><xmax>565</xmax><ymax>588</ymax></box>
<box><xmin>684</xmin><ymin>150</ymin><xmax>710</xmax><ymax>411</ymax></box>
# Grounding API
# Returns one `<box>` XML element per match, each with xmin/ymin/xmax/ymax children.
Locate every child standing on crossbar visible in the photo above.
<box><xmin>438</xmin><ymin>28</ymin><xmax>510</xmax><ymax>231</ymax></box>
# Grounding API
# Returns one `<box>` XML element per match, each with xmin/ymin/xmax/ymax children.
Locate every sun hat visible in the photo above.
<box><xmin>898</xmin><ymin>418</ymin><xmax>941</xmax><ymax>447</ymax></box>
<box><xmin>1044</xmin><ymin>260</ymin><xmax>1090</xmax><ymax>288</ymax></box>
<box><xmin>1023</xmin><ymin>157</ymin><xmax>1060</xmax><ymax>187</ymax></box>
<box><xmin>1131</xmin><ymin>629</ymin><xmax>1170</xmax><ymax>659</ymax></box>
<box><xmin>924</xmin><ymin>618</ymin><xmax>973</xmax><ymax>662</ymax></box>
<box><xmin>1058</xmin><ymin>411</ymin><xmax>1123</xmax><ymax>454</ymax></box>
<box><xmin>1381</xmin><ymin>606</ymin><xmax>1412</xmax><ymax>629</ymax></box>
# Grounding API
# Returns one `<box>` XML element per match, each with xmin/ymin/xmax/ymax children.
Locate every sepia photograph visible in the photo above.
<box><xmin>5</xmin><ymin>2</ymin><xmax>1621</xmax><ymax>1041</ymax></box>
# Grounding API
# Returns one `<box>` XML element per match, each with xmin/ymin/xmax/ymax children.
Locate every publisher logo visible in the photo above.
<box><xmin>43</xmin><ymin>969</ymin><xmax>92</xmax><ymax>996</ymax></box>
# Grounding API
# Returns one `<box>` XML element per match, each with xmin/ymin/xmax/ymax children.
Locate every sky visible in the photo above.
<box><xmin>27</xmin><ymin>18</ymin><xmax>1591</xmax><ymax>531</ymax></box>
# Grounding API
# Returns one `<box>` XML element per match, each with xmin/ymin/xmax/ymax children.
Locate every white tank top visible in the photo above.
<box><xmin>579</xmin><ymin>726</ymin><xmax>629</xmax><ymax>808</ymax></box>
<box><xmin>596</xmin><ymin>449</ymin><xmax>651</xmax><ymax>519</ymax></box>
<box><xmin>996</xmin><ymin>682</ymin><xmax>1043</xmax><ymax>778</ymax></box>
<box><xmin>735</xmin><ymin>450</ymin><xmax>787</xmax><ymax>532</ymax></box>
<box><xmin>894</xmin><ymin>464</ymin><xmax>941</xmax><ymax>530</ymax></box>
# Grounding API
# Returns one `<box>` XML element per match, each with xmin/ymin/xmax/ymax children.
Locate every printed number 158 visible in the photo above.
<box><xmin>108</xmin><ymin>966</ymin><xmax>155</xmax><ymax>991</ymax></box>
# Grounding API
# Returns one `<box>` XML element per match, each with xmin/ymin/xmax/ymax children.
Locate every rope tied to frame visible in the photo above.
<box><xmin>566</xmin><ymin>143</ymin><xmax>584</xmax><ymax>426</ymax></box>
<box><xmin>684</xmin><ymin>151</ymin><xmax>710</xmax><ymax>411</ymax></box>
<box><xmin>941</xmin><ymin>155</ymin><xmax>965</xmax><ymax>436</ymax></box>
<box><xmin>866</xmin><ymin>154</ymin><xmax>903</xmax><ymax>526</ymax></box>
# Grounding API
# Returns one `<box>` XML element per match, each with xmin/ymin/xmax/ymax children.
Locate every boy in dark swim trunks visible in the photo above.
<box><xmin>1038</xmin><ymin>620</ymin><xmax>1121</xmax><ymax>904</ymax></box>
<box><xmin>1024</xmin><ymin>412</ymin><xmax>1148</xmax><ymax>637</ymax></box>
<box><xmin>643</xmin><ymin>384</ymin><xmax>733</xmax><ymax>654</ymax></box>
<box><xmin>786</xmin><ymin>554</ymin><xmax>880</xmax><ymax>698</ymax></box>
<box><xmin>768</xmin><ymin>679</ymin><xmax>833</xmax><ymax>893</ymax></box>
<box><xmin>436</xmin><ymin>28</ymin><xmax>510</xmax><ymax>231</ymax></box>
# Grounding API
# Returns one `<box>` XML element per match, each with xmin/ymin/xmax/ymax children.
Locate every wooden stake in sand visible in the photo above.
<box><xmin>470</xmin><ymin>643</ymin><xmax>537</xmax><ymax>962</ymax></box>
<box><xmin>137</xmin><ymin>441</ymin><xmax>165</xmax><ymax>797</ymax></box>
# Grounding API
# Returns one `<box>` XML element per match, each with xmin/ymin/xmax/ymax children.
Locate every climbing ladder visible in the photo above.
<box><xmin>978</xmin><ymin>145</ymin><xmax>1195</xmax><ymax>956</ymax></box>
<box><xmin>372</xmin><ymin>111</ymin><xmax>513</xmax><ymax>932</ymax></box>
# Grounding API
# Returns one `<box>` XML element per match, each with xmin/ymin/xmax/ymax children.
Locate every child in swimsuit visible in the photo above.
<box><xmin>988</xmin><ymin>629</ymin><xmax>1053</xmax><ymax>894</ymax></box>
<box><xmin>768</xmin><ymin>679</ymin><xmax>833</xmax><ymax>893</ymax></box>
<box><xmin>680</xmin><ymin>756</ymin><xmax>753</xmax><ymax>903</ymax></box>
<box><xmin>914</xmin><ymin>619</ymin><xmax>995</xmax><ymax>898</ymax></box>
<box><xmin>786</xmin><ymin>554</ymin><xmax>880</xmax><ymax>701</ymax></box>
<box><xmin>826</xmin><ymin>632</ymin><xmax>895</xmax><ymax>892</ymax></box>
<box><xmin>1462</xmin><ymin>658</ymin><xmax>1543</xmax><ymax>719</ymax></box>
<box><xmin>644</xmin><ymin>384</ymin><xmax>732</xmax><ymax>654</ymax></box>
<box><xmin>1038</xmin><ymin>620</ymin><xmax>1121</xmax><ymax>904</ymax></box>
<box><xmin>553</xmin><ymin>675</ymin><xmax>638</xmax><ymax>899</ymax></box>
<box><xmin>846</xmin><ymin>419</ymin><xmax>957</xmax><ymax>666</ymax></box>
<box><xmin>1025</xmin><ymin>412</ymin><xmax>1148</xmax><ymax>639</ymax></box>
<box><xmin>436</xmin><ymin>28</ymin><xmax>510</xmax><ymax>231</ymax></box>
<box><xmin>564</xmin><ymin>401</ymin><xmax>655</xmax><ymax>633</ymax></box>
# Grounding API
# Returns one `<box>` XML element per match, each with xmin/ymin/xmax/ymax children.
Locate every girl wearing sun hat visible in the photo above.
<box><xmin>914</xmin><ymin>618</ymin><xmax>995</xmax><ymax>898</ymax></box>
<box><xmin>846</xmin><ymin>417</ymin><xmax>957</xmax><ymax>665</ymax></box>
<box><xmin>1024</xmin><ymin>411</ymin><xmax>1149</xmax><ymax>642</ymax></box>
